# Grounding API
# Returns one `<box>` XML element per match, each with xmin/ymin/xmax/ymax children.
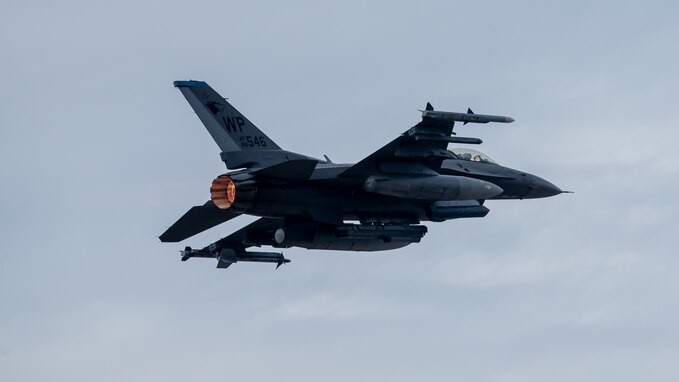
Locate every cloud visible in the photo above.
<box><xmin>2</xmin><ymin>1</ymin><xmax>679</xmax><ymax>381</ymax></box>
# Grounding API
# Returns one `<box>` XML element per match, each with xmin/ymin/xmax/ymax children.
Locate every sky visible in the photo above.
<box><xmin>1</xmin><ymin>0</ymin><xmax>679</xmax><ymax>380</ymax></box>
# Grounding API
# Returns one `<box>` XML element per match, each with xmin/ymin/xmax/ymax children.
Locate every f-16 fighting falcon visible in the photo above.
<box><xmin>160</xmin><ymin>80</ymin><xmax>567</xmax><ymax>269</ymax></box>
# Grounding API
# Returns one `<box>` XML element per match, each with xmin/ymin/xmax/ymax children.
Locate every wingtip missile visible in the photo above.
<box><xmin>422</xmin><ymin>109</ymin><xmax>514</xmax><ymax>124</ymax></box>
<box><xmin>464</xmin><ymin>108</ymin><xmax>474</xmax><ymax>125</ymax></box>
<box><xmin>276</xmin><ymin>260</ymin><xmax>289</xmax><ymax>269</ymax></box>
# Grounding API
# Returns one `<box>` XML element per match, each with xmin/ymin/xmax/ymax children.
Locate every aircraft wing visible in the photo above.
<box><xmin>179</xmin><ymin>217</ymin><xmax>289</xmax><ymax>268</ymax></box>
<box><xmin>341</xmin><ymin>103</ymin><xmax>511</xmax><ymax>177</ymax></box>
<box><xmin>209</xmin><ymin>217</ymin><xmax>285</xmax><ymax>250</ymax></box>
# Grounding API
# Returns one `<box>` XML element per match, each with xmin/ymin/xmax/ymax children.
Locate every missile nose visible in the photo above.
<box><xmin>526</xmin><ymin>176</ymin><xmax>562</xmax><ymax>199</ymax></box>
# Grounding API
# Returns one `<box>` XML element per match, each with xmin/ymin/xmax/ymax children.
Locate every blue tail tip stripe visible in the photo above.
<box><xmin>174</xmin><ymin>80</ymin><xmax>208</xmax><ymax>88</ymax></box>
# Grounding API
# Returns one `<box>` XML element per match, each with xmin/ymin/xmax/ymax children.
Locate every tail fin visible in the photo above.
<box><xmin>174</xmin><ymin>80</ymin><xmax>281</xmax><ymax>152</ymax></box>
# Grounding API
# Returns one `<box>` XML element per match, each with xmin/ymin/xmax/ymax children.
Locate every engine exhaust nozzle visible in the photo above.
<box><xmin>210</xmin><ymin>175</ymin><xmax>236</xmax><ymax>209</ymax></box>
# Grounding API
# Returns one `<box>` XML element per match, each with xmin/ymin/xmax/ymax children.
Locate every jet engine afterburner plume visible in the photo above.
<box><xmin>211</xmin><ymin>175</ymin><xmax>236</xmax><ymax>209</ymax></box>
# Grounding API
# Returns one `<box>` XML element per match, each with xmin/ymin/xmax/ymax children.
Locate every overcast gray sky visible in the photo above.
<box><xmin>2</xmin><ymin>0</ymin><xmax>679</xmax><ymax>381</ymax></box>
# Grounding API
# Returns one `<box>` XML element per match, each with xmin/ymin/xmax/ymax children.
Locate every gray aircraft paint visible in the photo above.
<box><xmin>161</xmin><ymin>81</ymin><xmax>565</xmax><ymax>270</ymax></box>
<box><xmin>175</xmin><ymin>80</ymin><xmax>281</xmax><ymax>152</ymax></box>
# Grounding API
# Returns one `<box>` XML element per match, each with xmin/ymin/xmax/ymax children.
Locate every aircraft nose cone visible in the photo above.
<box><xmin>526</xmin><ymin>176</ymin><xmax>562</xmax><ymax>199</ymax></box>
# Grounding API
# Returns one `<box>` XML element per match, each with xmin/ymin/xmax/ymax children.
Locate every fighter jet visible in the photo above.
<box><xmin>160</xmin><ymin>80</ymin><xmax>566</xmax><ymax>269</ymax></box>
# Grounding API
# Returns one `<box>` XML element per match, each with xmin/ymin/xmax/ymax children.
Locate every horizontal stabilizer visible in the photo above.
<box><xmin>159</xmin><ymin>201</ymin><xmax>240</xmax><ymax>242</ymax></box>
<box><xmin>252</xmin><ymin>159</ymin><xmax>318</xmax><ymax>180</ymax></box>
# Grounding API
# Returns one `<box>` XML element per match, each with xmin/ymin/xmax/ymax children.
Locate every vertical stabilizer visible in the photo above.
<box><xmin>174</xmin><ymin>80</ymin><xmax>281</xmax><ymax>152</ymax></box>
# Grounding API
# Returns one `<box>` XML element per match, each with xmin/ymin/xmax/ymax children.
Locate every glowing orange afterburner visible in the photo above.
<box><xmin>210</xmin><ymin>175</ymin><xmax>236</xmax><ymax>209</ymax></box>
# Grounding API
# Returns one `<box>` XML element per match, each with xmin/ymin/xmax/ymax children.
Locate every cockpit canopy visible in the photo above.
<box><xmin>449</xmin><ymin>148</ymin><xmax>498</xmax><ymax>164</ymax></box>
